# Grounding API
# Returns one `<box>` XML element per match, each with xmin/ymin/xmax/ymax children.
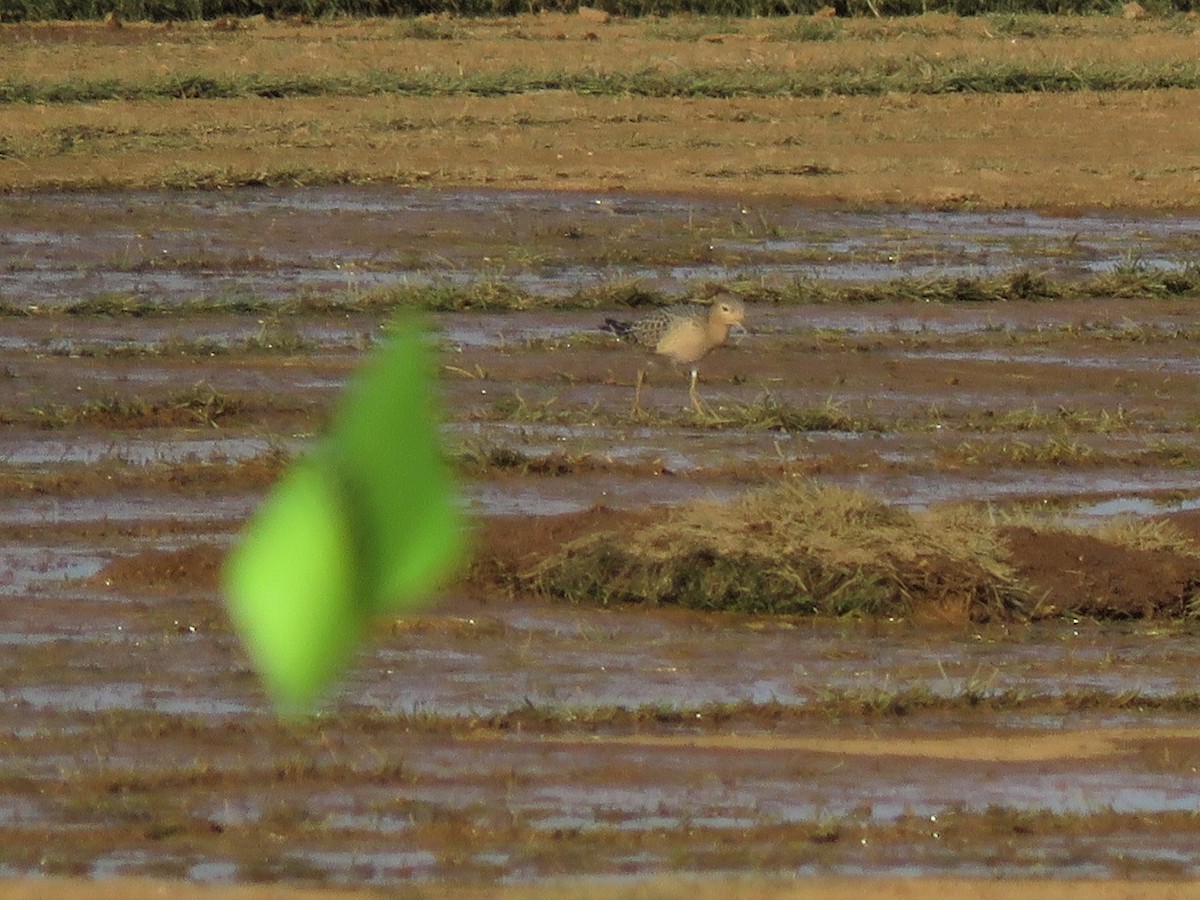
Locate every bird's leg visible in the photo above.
<box><xmin>633</xmin><ymin>368</ymin><xmax>646</xmax><ymax>415</ymax></box>
<box><xmin>688</xmin><ymin>367</ymin><xmax>707</xmax><ymax>415</ymax></box>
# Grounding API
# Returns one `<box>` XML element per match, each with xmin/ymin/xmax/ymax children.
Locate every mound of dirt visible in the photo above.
<box><xmin>91</xmin><ymin>500</ymin><xmax>1200</xmax><ymax>623</ymax></box>
<box><xmin>517</xmin><ymin>485</ymin><xmax>1029</xmax><ymax>620</ymax></box>
<box><xmin>474</xmin><ymin>497</ymin><xmax>1200</xmax><ymax>623</ymax></box>
<box><xmin>1005</xmin><ymin>521</ymin><xmax>1200</xmax><ymax>619</ymax></box>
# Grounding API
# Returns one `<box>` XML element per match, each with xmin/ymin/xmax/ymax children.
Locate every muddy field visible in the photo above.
<box><xmin>3</xmin><ymin>189</ymin><xmax>1200</xmax><ymax>896</ymax></box>
<box><xmin>4</xmin><ymin>11</ymin><xmax>1200</xmax><ymax>898</ymax></box>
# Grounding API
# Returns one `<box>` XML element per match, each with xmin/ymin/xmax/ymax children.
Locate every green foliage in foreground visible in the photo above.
<box><xmin>223</xmin><ymin>316</ymin><xmax>464</xmax><ymax>714</ymax></box>
<box><xmin>1</xmin><ymin>0</ymin><xmax>1194</xmax><ymax>21</ymax></box>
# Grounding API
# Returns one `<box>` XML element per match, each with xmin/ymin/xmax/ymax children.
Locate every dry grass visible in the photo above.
<box><xmin>0</xmin><ymin>451</ymin><xmax>291</xmax><ymax>499</ymax></box>
<box><xmin>523</xmin><ymin>481</ymin><xmax>1029</xmax><ymax>621</ymax></box>
<box><xmin>8</xmin><ymin>384</ymin><xmax>269</xmax><ymax>429</ymax></box>
<box><xmin>521</xmin><ymin>482</ymin><xmax>1200</xmax><ymax>622</ymax></box>
<box><xmin>5</xmin><ymin>16</ymin><xmax>1200</xmax><ymax>88</ymax></box>
<box><xmin>3</xmin><ymin>16</ymin><xmax>1200</xmax><ymax>206</ymax></box>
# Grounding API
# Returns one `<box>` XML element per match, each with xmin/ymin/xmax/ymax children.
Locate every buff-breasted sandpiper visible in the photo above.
<box><xmin>602</xmin><ymin>294</ymin><xmax>746</xmax><ymax>413</ymax></box>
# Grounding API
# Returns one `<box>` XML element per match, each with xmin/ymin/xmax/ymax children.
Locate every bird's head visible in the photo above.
<box><xmin>710</xmin><ymin>295</ymin><xmax>746</xmax><ymax>332</ymax></box>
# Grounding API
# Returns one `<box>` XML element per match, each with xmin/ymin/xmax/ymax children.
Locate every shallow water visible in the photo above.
<box><xmin>4</xmin><ymin>188</ymin><xmax>1200</xmax><ymax>307</ymax></box>
<box><xmin>5</xmin><ymin>189</ymin><xmax>1200</xmax><ymax>885</ymax></box>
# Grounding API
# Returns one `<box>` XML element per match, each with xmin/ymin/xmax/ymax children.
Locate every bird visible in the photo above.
<box><xmin>602</xmin><ymin>294</ymin><xmax>746</xmax><ymax>414</ymax></box>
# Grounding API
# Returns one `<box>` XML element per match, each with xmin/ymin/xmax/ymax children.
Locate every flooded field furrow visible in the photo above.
<box><xmin>4</xmin><ymin>189</ymin><xmax>1200</xmax><ymax>888</ymax></box>
<box><xmin>6</xmin><ymin>190</ymin><xmax>1200</xmax><ymax>309</ymax></box>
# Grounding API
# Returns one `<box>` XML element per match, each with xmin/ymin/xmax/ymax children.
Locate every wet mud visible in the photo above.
<box><xmin>3</xmin><ymin>189</ymin><xmax>1200</xmax><ymax>889</ymax></box>
<box><xmin>5</xmin><ymin>190</ymin><xmax>1200</xmax><ymax>309</ymax></box>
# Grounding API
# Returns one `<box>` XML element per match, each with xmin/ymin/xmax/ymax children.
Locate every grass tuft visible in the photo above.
<box><xmin>523</xmin><ymin>481</ymin><xmax>1028</xmax><ymax>621</ymax></box>
<box><xmin>947</xmin><ymin>435</ymin><xmax>1098</xmax><ymax>466</ymax></box>
<box><xmin>27</xmin><ymin>383</ymin><xmax>250</xmax><ymax>429</ymax></box>
<box><xmin>696</xmin><ymin>395</ymin><xmax>881</xmax><ymax>432</ymax></box>
<box><xmin>454</xmin><ymin>441</ymin><xmax>602</xmax><ymax>476</ymax></box>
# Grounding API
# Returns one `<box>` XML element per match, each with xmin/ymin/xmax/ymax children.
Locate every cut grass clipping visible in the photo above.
<box><xmin>223</xmin><ymin>314</ymin><xmax>464</xmax><ymax>715</ymax></box>
<box><xmin>524</xmin><ymin>482</ymin><xmax>1027</xmax><ymax>622</ymax></box>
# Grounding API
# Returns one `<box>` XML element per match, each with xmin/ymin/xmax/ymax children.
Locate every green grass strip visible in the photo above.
<box><xmin>6</xmin><ymin>58</ymin><xmax>1200</xmax><ymax>105</ymax></box>
<box><xmin>4</xmin><ymin>266</ymin><xmax>1198</xmax><ymax>319</ymax></box>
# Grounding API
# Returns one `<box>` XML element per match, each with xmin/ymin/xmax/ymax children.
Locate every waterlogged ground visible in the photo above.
<box><xmin>3</xmin><ymin>188</ymin><xmax>1200</xmax><ymax>892</ymax></box>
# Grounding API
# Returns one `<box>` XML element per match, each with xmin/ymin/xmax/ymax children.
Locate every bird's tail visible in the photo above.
<box><xmin>602</xmin><ymin>318</ymin><xmax>635</xmax><ymax>339</ymax></box>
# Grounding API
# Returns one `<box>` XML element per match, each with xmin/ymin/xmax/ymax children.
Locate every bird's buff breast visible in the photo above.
<box><xmin>657</xmin><ymin>321</ymin><xmax>710</xmax><ymax>362</ymax></box>
<box><xmin>655</xmin><ymin>320</ymin><xmax>727</xmax><ymax>364</ymax></box>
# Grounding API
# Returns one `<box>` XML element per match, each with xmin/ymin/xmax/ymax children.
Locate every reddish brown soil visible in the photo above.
<box><xmin>95</xmin><ymin>544</ymin><xmax>225</xmax><ymax>593</ymax></box>
<box><xmin>1005</xmin><ymin>524</ymin><xmax>1200</xmax><ymax>620</ymax></box>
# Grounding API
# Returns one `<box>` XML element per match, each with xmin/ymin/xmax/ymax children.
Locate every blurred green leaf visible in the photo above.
<box><xmin>330</xmin><ymin>316</ymin><xmax>464</xmax><ymax>616</ymax></box>
<box><xmin>223</xmin><ymin>458</ymin><xmax>363</xmax><ymax>714</ymax></box>
<box><xmin>223</xmin><ymin>315</ymin><xmax>463</xmax><ymax>714</ymax></box>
